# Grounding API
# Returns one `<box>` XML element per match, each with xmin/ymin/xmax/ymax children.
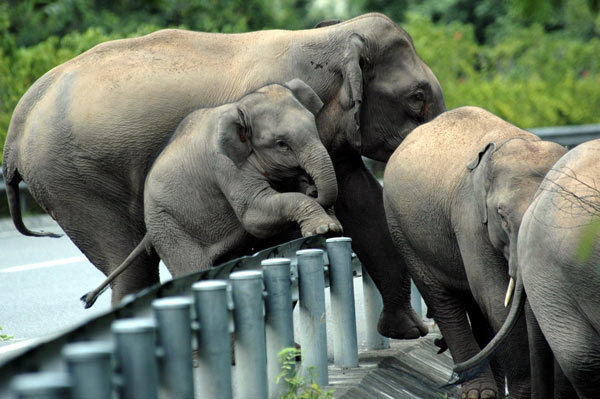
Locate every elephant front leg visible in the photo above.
<box><xmin>333</xmin><ymin>155</ymin><xmax>427</xmax><ymax>339</ymax></box>
<box><xmin>236</xmin><ymin>188</ymin><xmax>342</xmax><ymax>239</ymax></box>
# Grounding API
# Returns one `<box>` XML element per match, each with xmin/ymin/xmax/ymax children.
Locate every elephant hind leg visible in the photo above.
<box><xmin>395</xmin><ymin>248</ymin><xmax>499</xmax><ymax>398</ymax></box>
<box><xmin>51</xmin><ymin>194</ymin><xmax>160</xmax><ymax>306</ymax></box>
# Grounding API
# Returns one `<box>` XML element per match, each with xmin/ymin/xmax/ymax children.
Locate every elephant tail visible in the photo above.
<box><xmin>4</xmin><ymin>170</ymin><xmax>62</xmax><ymax>238</ymax></box>
<box><xmin>447</xmin><ymin>274</ymin><xmax>525</xmax><ymax>385</ymax></box>
<box><xmin>81</xmin><ymin>235</ymin><xmax>152</xmax><ymax>309</ymax></box>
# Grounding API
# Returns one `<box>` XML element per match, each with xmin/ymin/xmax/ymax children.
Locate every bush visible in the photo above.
<box><xmin>405</xmin><ymin>13</ymin><xmax>600</xmax><ymax>128</ymax></box>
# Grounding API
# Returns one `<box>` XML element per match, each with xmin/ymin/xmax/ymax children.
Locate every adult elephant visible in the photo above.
<box><xmin>456</xmin><ymin>139</ymin><xmax>600</xmax><ymax>398</ymax></box>
<box><xmin>2</xmin><ymin>13</ymin><xmax>444</xmax><ymax>338</ymax></box>
<box><xmin>383</xmin><ymin>107</ymin><xmax>567</xmax><ymax>398</ymax></box>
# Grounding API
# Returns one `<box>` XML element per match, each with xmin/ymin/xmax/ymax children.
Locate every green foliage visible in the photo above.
<box><xmin>405</xmin><ymin>12</ymin><xmax>600</xmax><ymax>128</ymax></box>
<box><xmin>0</xmin><ymin>326</ymin><xmax>14</xmax><ymax>341</ymax></box>
<box><xmin>577</xmin><ymin>218</ymin><xmax>600</xmax><ymax>262</ymax></box>
<box><xmin>277</xmin><ymin>347</ymin><xmax>334</xmax><ymax>399</ymax></box>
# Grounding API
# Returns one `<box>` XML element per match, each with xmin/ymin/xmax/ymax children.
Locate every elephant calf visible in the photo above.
<box><xmin>383</xmin><ymin>106</ymin><xmax>566</xmax><ymax>399</ymax></box>
<box><xmin>82</xmin><ymin>79</ymin><xmax>341</xmax><ymax>307</ymax></box>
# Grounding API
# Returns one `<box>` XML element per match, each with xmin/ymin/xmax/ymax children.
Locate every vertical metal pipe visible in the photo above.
<box><xmin>262</xmin><ymin>258</ymin><xmax>295</xmax><ymax>398</ymax></box>
<box><xmin>326</xmin><ymin>237</ymin><xmax>358</xmax><ymax>368</ymax></box>
<box><xmin>411</xmin><ymin>280</ymin><xmax>423</xmax><ymax>319</ymax></box>
<box><xmin>62</xmin><ymin>341</ymin><xmax>113</xmax><ymax>399</ymax></box>
<box><xmin>11</xmin><ymin>372</ymin><xmax>71</xmax><ymax>399</ymax></box>
<box><xmin>111</xmin><ymin>318</ymin><xmax>158</xmax><ymax>399</ymax></box>
<box><xmin>296</xmin><ymin>249</ymin><xmax>328</xmax><ymax>386</ymax></box>
<box><xmin>192</xmin><ymin>280</ymin><xmax>232</xmax><ymax>399</ymax></box>
<box><xmin>152</xmin><ymin>297</ymin><xmax>194</xmax><ymax>399</ymax></box>
<box><xmin>361</xmin><ymin>266</ymin><xmax>390</xmax><ymax>350</ymax></box>
<box><xmin>230</xmin><ymin>270</ymin><xmax>268</xmax><ymax>399</ymax></box>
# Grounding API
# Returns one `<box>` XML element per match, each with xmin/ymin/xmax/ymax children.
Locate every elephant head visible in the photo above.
<box><xmin>216</xmin><ymin>79</ymin><xmax>337</xmax><ymax>209</ymax></box>
<box><xmin>467</xmin><ymin>138</ymin><xmax>567</xmax><ymax>287</ymax></box>
<box><xmin>323</xmin><ymin>16</ymin><xmax>446</xmax><ymax>161</ymax></box>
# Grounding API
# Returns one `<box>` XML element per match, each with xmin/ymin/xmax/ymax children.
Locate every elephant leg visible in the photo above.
<box><xmin>50</xmin><ymin>191</ymin><xmax>160</xmax><ymax>306</ymax></box>
<box><xmin>527</xmin><ymin>278</ymin><xmax>600</xmax><ymax>399</ymax></box>
<box><xmin>392</xmin><ymin>246</ymin><xmax>498</xmax><ymax>398</ymax></box>
<box><xmin>525</xmin><ymin>300</ymin><xmax>556</xmax><ymax>399</ymax></box>
<box><xmin>466</xmin><ymin>305</ymin><xmax>505</xmax><ymax>395</ymax></box>
<box><xmin>333</xmin><ymin>154</ymin><xmax>427</xmax><ymax>339</ymax></box>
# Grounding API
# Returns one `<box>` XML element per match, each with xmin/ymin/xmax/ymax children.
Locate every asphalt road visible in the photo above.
<box><xmin>0</xmin><ymin>216</ymin><xmax>171</xmax><ymax>358</ymax></box>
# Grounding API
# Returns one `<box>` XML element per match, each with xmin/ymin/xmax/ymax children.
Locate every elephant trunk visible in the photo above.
<box><xmin>298</xmin><ymin>143</ymin><xmax>338</xmax><ymax>209</ymax></box>
<box><xmin>450</xmin><ymin>271</ymin><xmax>525</xmax><ymax>384</ymax></box>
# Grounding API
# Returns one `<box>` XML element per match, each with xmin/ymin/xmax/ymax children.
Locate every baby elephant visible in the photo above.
<box><xmin>383</xmin><ymin>106</ymin><xmax>566</xmax><ymax>399</ymax></box>
<box><xmin>83</xmin><ymin>79</ymin><xmax>341</xmax><ymax>307</ymax></box>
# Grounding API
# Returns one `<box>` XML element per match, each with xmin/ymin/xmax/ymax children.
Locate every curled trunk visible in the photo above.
<box><xmin>298</xmin><ymin>143</ymin><xmax>338</xmax><ymax>209</ymax></box>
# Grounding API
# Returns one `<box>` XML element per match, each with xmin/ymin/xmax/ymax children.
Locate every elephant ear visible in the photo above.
<box><xmin>216</xmin><ymin>104</ymin><xmax>252</xmax><ymax>168</ymax></box>
<box><xmin>340</xmin><ymin>33</ymin><xmax>367</xmax><ymax>152</ymax></box>
<box><xmin>467</xmin><ymin>142</ymin><xmax>496</xmax><ymax>224</ymax></box>
<box><xmin>284</xmin><ymin>78</ymin><xmax>324</xmax><ymax>117</ymax></box>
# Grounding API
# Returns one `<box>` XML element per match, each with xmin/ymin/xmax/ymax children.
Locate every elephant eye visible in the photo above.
<box><xmin>276</xmin><ymin>140</ymin><xmax>289</xmax><ymax>151</ymax></box>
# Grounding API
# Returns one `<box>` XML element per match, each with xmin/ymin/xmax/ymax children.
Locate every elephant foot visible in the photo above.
<box><xmin>377</xmin><ymin>307</ymin><xmax>428</xmax><ymax>339</ymax></box>
<box><xmin>461</xmin><ymin>378</ymin><xmax>497</xmax><ymax>399</ymax></box>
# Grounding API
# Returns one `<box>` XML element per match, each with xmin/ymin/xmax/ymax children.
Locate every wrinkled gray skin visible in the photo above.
<box><xmin>82</xmin><ymin>80</ymin><xmax>341</xmax><ymax>306</ymax></box>
<box><xmin>473</xmin><ymin>140</ymin><xmax>600</xmax><ymax>399</ymax></box>
<box><xmin>519</xmin><ymin>140</ymin><xmax>600</xmax><ymax>399</ymax></box>
<box><xmin>3</xmin><ymin>13</ymin><xmax>444</xmax><ymax>338</ymax></box>
<box><xmin>383</xmin><ymin>107</ymin><xmax>567</xmax><ymax>399</ymax></box>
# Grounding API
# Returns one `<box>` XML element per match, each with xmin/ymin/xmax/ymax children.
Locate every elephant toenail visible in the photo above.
<box><xmin>467</xmin><ymin>390</ymin><xmax>479</xmax><ymax>399</ymax></box>
<box><xmin>481</xmin><ymin>389</ymin><xmax>496</xmax><ymax>399</ymax></box>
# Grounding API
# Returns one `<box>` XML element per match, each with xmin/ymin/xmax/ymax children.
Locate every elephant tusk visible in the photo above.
<box><xmin>504</xmin><ymin>277</ymin><xmax>515</xmax><ymax>308</ymax></box>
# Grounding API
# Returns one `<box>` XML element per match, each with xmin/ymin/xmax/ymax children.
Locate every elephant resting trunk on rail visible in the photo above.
<box><xmin>3</xmin><ymin>13</ymin><xmax>445</xmax><ymax>339</ymax></box>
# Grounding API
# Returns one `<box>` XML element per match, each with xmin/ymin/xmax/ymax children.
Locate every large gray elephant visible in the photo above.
<box><xmin>456</xmin><ymin>139</ymin><xmax>600</xmax><ymax>398</ymax></box>
<box><xmin>82</xmin><ymin>80</ymin><xmax>341</xmax><ymax>307</ymax></box>
<box><xmin>383</xmin><ymin>106</ymin><xmax>567</xmax><ymax>398</ymax></box>
<box><xmin>2</xmin><ymin>13</ymin><xmax>444</xmax><ymax>338</ymax></box>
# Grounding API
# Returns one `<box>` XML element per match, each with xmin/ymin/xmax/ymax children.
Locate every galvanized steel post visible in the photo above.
<box><xmin>296</xmin><ymin>249</ymin><xmax>328</xmax><ymax>386</ymax></box>
<box><xmin>230</xmin><ymin>270</ymin><xmax>268</xmax><ymax>399</ymax></box>
<box><xmin>152</xmin><ymin>297</ymin><xmax>195</xmax><ymax>399</ymax></box>
<box><xmin>11</xmin><ymin>372</ymin><xmax>71</xmax><ymax>399</ymax></box>
<box><xmin>326</xmin><ymin>237</ymin><xmax>359</xmax><ymax>367</ymax></box>
<box><xmin>192</xmin><ymin>280</ymin><xmax>232</xmax><ymax>399</ymax></box>
<box><xmin>262</xmin><ymin>258</ymin><xmax>295</xmax><ymax>398</ymax></box>
<box><xmin>361</xmin><ymin>266</ymin><xmax>390</xmax><ymax>350</ymax></box>
<box><xmin>62</xmin><ymin>341</ymin><xmax>113</xmax><ymax>399</ymax></box>
<box><xmin>111</xmin><ymin>318</ymin><xmax>159</xmax><ymax>399</ymax></box>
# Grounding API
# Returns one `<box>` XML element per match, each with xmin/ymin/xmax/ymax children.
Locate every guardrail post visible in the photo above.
<box><xmin>11</xmin><ymin>372</ymin><xmax>71</xmax><ymax>399</ymax></box>
<box><xmin>326</xmin><ymin>237</ymin><xmax>358</xmax><ymax>368</ymax></box>
<box><xmin>192</xmin><ymin>280</ymin><xmax>232</xmax><ymax>399</ymax></box>
<box><xmin>296</xmin><ymin>249</ymin><xmax>328</xmax><ymax>386</ymax></box>
<box><xmin>111</xmin><ymin>318</ymin><xmax>159</xmax><ymax>399</ymax></box>
<box><xmin>152</xmin><ymin>297</ymin><xmax>194</xmax><ymax>399</ymax></box>
<box><xmin>230</xmin><ymin>270</ymin><xmax>268</xmax><ymax>399</ymax></box>
<box><xmin>62</xmin><ymin>341</ymin><xmax>113</xmax><ymax>399</ymax></box>
<box><xmin>262</xmin><ymin>258</ymin><xmax>295</xmax><ymax>398</ymax></box>
<box><xmin>361</xmin><ymin>266</ymin><xmax>390</xmax><ymax>350</ymax></box>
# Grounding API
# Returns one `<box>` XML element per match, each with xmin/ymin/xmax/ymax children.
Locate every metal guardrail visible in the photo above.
<box><xmin>0</xmin><ymin>235</ymin><xmax>391</xmax><ymax>398</ymax></box>
<box><xmin>529</xmin><ymin>124</ymin><xmax>600</xmax><ymax>148</ymax></box>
